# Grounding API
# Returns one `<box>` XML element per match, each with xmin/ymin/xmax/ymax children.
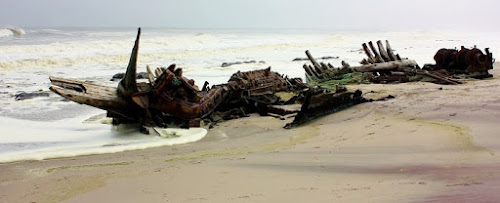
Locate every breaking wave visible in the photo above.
<box><xmin>0</xmin><ymin>27</ymin><xmax>25</xmax><ymax>38</ymax></box>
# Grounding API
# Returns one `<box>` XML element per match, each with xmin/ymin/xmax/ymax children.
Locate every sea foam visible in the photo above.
<box><xmin>0</xmin><ymin>116</ymin><xmax>207</xmax><ymax>163</ymax></box>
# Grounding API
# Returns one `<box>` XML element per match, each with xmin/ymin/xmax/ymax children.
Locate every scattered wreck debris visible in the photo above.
<box><xmin>50</xmin><ymin>28</ymin><xmax>367</xmax><ymax>130</ymax></box>
<box><xmin>221</xmin><ymin>60</ymin><xmax>266</xmax><ymax>68</ymax></box>
<box><xmin>293</xmin><ymin>56</ymin><xmax>339</xmax><ymax>62</ymax></box>
<box><xmin>303</xmin><ymin>40</ymin><xmax>493</xmax><ymax>86</ymax></box>
<box><xmin>14</xmin><ymin>91</ymin><xmax>49</xmax><ymax>101</ymax></box>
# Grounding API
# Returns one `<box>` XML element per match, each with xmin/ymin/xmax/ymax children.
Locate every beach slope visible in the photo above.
<box><xmin>1</xmin><ymin>64</ymin><xmax>500</xmax><ymax>202</ymax></box>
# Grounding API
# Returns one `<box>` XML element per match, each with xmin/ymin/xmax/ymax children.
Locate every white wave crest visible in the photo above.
<box><xmin>0</xmin><ymin>27</ymin><xmax>25</xmax><ymax>38</ymax></box>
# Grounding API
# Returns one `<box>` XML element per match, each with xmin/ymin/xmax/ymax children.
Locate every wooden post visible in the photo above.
<box><xmin>385</xmin><ymin>40</ymin><xmax>398</xmax><ymax>61</ymax></box>
<box><xmin>377</xmin><ymin>40</ymin><xmax>391</xmax><ymax>62</ymax></box>
<box><xmin>305</xmin><ymin>50</ymin><xmax>321</xmax><ymax>70</ymax></box>
<box><xmin>303</xmin><ymin>64</ymin><xmax>319</xmax><ymax>78</ymax></box>
<box><xmin>368</xmin><ymin>41</ymin><xmax>384</xmax><ymax>63</ymax></box>
<box><xmin>362</xmin><ymin>43</ymin><xmax>375</xmax><ymax>63</ymax></box>
<box><xmin>303</xmin><ymin>64</ymin><xmax>314</xmax><ymax>78</ymax></box>
<box><xmin>313</xmin><ymin>65</ymin><xmax>324</xmax><ymax>78</ymax></box>
<box><xmin>117</xmin><ymin>28</ymin><xmax>141</xmax><ymax>98</ymax></box>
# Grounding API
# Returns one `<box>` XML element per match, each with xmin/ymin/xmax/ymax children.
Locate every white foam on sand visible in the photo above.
<box><xmin>0</xmin><ymin>116</ymin><xmax>207</xmax><ymax>163</ymax></box>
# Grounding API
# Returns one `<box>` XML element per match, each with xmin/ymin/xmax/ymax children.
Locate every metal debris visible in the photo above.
<box><xmin>423</xmin><ymin>46</ymin><xmax>494</xmax><ymax>79</ymax></box>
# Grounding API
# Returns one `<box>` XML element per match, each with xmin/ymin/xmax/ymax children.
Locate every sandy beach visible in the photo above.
<box><xmin>1</xmin><ymin>63</ymin><xmax>500</xmax><ymax>202</ymax></box>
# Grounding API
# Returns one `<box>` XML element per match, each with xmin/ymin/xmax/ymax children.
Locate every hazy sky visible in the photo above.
<box><xmin>1</xmin><ymin>0</ymin><xmax>499</xmax><ymax>30</ymax></box>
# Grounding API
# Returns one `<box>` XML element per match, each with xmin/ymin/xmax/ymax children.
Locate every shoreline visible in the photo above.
<box><xmin>1</xmin><ymin>65</ymin><xmax>500</xmax><ymax>202</ymax></box>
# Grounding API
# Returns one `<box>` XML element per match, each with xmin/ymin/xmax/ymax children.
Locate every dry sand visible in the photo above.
<box><xmin>1</xmin><ymin>64</ymin><xmax>500</xmax><ymax>202</ymax></box>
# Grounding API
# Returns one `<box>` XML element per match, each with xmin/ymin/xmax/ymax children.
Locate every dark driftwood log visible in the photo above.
<box><xmin>351</xmin><ymin>59</ymin><xmax>417</xmax><ymax>72</ymax></box>
<box><xmin>305</xmin><ymin>50</ymin><xmax>322</xmax><ymax>70</ymax></box>
<box><xmin>368</xmin><ymin>41</ymin><xmax>385</xmax><ymax>63</ymax></box>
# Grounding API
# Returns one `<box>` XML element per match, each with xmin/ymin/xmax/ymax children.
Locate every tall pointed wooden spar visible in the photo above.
<box><xmin>118</xmin><ymin>28</ymin><xmax>141</xmax><ymax>98</ymax></box>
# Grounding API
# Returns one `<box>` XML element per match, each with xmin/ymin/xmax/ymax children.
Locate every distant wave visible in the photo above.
<box><xmin>0</xmin><ymin>27</ymin><xmax>25</xmax><ymax>38</ymax></box>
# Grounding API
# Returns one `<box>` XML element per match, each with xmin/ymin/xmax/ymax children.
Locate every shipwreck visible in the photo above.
<box><xmin>50</xmin><ymin>28</ymin><xmax>494</xmax><ymax>131</ymax></box>
<box><xmin>49</xmin><ymin>28</ymin><xmax>367</xmax><ymax>130</ymax></box>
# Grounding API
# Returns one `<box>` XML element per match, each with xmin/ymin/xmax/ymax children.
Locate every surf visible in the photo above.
<box><xmin>0</xmin><ymin>116</ymin><xmax>207</xmax><ymax>163</ymax></box>
<box><xmin>0</xmin><ymin>27</ymin><xmax>25</xmax><ymax>38</ymax></box>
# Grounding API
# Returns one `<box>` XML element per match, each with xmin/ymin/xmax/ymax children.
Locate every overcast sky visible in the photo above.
<box><xmin>1</xmin><ymin>0</ymin><xmax>499</xmax><ymax>30</ymax></box>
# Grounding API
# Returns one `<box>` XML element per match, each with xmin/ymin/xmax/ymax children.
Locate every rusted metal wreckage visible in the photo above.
<box><xmin>50</xmin><ymin>29</ymin><xmax>494</xmax><ymax>131</ymax></box>
<box><xmin>303</xmin><ymin>40</ymin><xmax>494</xmax><ymax>86</ymax></box>
<box><xmin>424</xmin><ymin>46</ymin><xmax>494</xmax><ymax>79</ymax></box>
<box><xmin>50</xmin><ymin>28</ymin><xmax>366</xmax><ymax>130</ymax></box>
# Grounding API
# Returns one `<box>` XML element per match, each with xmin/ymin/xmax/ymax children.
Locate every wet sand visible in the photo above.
<box><xmin>1</xmin><ymin>64</ymin><xmax>500</xmax><ymax>202</ymax></box>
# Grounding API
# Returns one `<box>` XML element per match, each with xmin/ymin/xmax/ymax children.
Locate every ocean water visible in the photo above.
<box><xmin>1</xmin><ymin>27</ymin><xmax>499</xmax><ymax>163</ymax></box>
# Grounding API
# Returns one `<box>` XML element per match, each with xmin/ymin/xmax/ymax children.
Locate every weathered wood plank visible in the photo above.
<box><xmin>351</xmin><ymin>59</ymin><xmax>417</xmax><ymax>72</ymax></box>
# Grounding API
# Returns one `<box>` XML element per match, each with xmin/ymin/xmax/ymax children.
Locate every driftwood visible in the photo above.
<box><xmin>50</xmin><ymin>28</ymin><xmax>368</xmax><ymax>129</ymax></box>
<box><xmin>351</xmin><ymin>59</ymin><xmax>418</xmax><ymax>72</ymax></box>
<box><xmin>293</xmin><ymin>56</ymin><xmax>338</xmax><ymax>61</ymax></box>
